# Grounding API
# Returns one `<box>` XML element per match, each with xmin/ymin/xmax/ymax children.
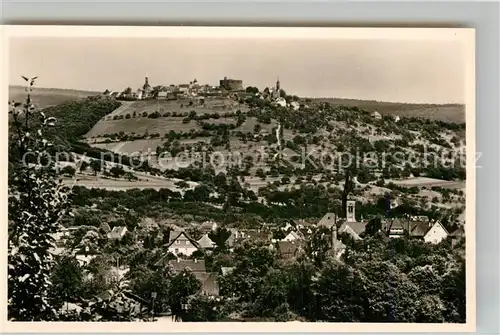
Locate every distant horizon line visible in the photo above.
<box><xmin>8</xmin><ymin>84</ymin><xmax>465</xmax><ymax>106</ymax></box>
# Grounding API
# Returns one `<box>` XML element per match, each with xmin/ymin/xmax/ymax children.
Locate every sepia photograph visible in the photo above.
<box><xmin>2</xmin><ymin>26</ymin><xmax>475</xmax><ymax>332</ymax></box>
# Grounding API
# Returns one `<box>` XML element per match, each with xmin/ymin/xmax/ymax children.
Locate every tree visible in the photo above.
<box><xmin>60</xmin><ymin>165</ymin><xmax>76</xmax><ymax>177</ymax></box>
<box><xmin>183</xmin><ymin>295</ymin><xmax>228</xmax><ymax>321</ymax></box>
<box><xmin>208</xmin><ymin>227</ymin><xmax>231</xmax><ymax>251</ymax></box>
<box><xmin>8</xmin><ymin>77</ymin><xmax>73</xmax><ymax>321</ymax></box>
<box><xmin>312</xmin><ymin>261</ymin><xmax>366</xmax><ymax>322</ymax></box>
<box><xmin>255</xmin><ymin>168</ymin><xmax>266</xmax><ymax>180</ymax></box>
<box><xmin>364</xmin><ymin>217</ymin><xmax>382</xmax><ymax>236</ymax></box>
<box><xmin>122</xmin><ymin>87</ymin><xmax>132</xmax><ymax>96</ymax></box>
<box><xmin>50</xmin><ymin>255</ymin><xmax>84</xmax><ymax>304</ymax></box>
<box><xmin>168</xmin><ymin>270</ymin><xmax>202</xmax><ymax>320</ymax></box>
<box><xmin>90</xmin><ymin>159</ymin><xmax>101</xmax><ymax>176</ymax></box>
<box><xmin>127</xmin><ymin>265</ymin><xmax>171</xmax><ymax>314</ymax></box>
<box><xmin>79</xmin><ymin>160</ymin><xmax>89</xmax><ymax>173</ymax></box>
<box><xmin>175</xmin><ymin>180</ymin><xmax>190</xmax><ymax>190</ymax></box>
<box><xmin>109</xmin><ymin>165</ymin><xmax>125</xmax><ymax>179</ymax></box>
<box><xmin>8</xmin><ymin>77</ymin><xmax>140</xmax><ymax>322</ymax></box>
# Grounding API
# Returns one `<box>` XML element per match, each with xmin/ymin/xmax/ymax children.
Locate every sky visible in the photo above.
<box><xmin>9</xmin><ymin>37</ymin><xmax>466</xmax><ymax>104</ymax></box>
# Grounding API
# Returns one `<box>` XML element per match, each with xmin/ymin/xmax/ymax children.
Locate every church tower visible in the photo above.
<box><xmin>274</xmin><ymin>77</ymin><xmax>281</xmax><ymax>99</ymax></box>
<box><xmin>346</xmin><ymin>200</ymin><xmax>356</xmax><ymax>222</ymax></box>
<box><xmin>142</xmin><ymin>75</ymin><xmax>152</xmax><ymax>97</ymax></box>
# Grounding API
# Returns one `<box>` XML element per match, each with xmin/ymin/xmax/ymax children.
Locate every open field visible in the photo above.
<box><xmin>62</xmin><ymin>172</ymin><xmax>199</xmax><ymax>192</ymax></box>
<box><xmin>103</xmin><ymin>98</ymin><xmax>247</xmax><ymax>119</ymax></box>
<box><xmin>86</xmin><ymin>114</ymin><xmax>278</xmax><ymax>139</ymax></box>
<box><xmin>90</xmin><ymin>139</ymin><xmax>165</xmax><ymax>156</ymax></box>
<box><xmin>384</xmin><ymin>177</ymin><xmax>465</xmax><ymax>189</ymax></box>
<box><xmin>313</xmin><ymin>98</ymin><xmax>465</xmax><ymax>123</ymax></box>
<box><xmin>85</xmin><ymin>97</ymin><xmax>257</xmax><ymax>138</ymax></box>
<box><xmin>9</xmin><ymin>86</ymin><xmax>100</xmax><ymax>109</ymax></box>
<box><xmin>85</xmin><ymin>118</ymin><xmax>202</xmax><ymax>137</ymax></box>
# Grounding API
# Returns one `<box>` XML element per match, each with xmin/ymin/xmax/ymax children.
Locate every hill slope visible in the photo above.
<box><xmin>313</xmin><ymin>98</ymin><xmax>465</xmax><ymax>123</ymax></box>
<box><xmin>9</xmin><ymin>86</ymin><xmax>100</xmax><ymax>109</ymax></box>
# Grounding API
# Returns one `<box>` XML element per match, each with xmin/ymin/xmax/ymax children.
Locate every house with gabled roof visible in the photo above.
<box><xmin>165</xmin><ymin>259</ymin><xmax>219</xmax><ymax>296</ymax></box>
<box><xmin>197</xmin><ymin>234</ymin><xmax>216</xmax><ymax>250</ymax></box>
<box><xmin>107</xmin><ymin>226</ymin><xmax>128</xmax><ymax>240</ymax></box>
<box><xmin>239</xmin><ymin>229</ymin><xmax>272</xmax><ymax>243</ymax></box>
<box><xmin>99</xmin><ymin>222</ymin><xmax>112</xmax><ymax>234</ymax></box>
<box><xmin>168</xmin><ymin>258</ymin><xmax>206</xmax><ymax>273</ymax></box>
<box><xmin>409</xmin><ymin>222</ymin><xmax>430</xmax><ymax>239</ymax></box>
<box><xmin>166</xmin><ymin>231</ymin><xmax>200</xmax><ymax>256</ymax></box>
<box><xmin>424</xmin><ymin>221</ymin><xmax>449</xmax><ymax>244</ymax></box>
<box><xmin>199</xmin><ymin>221</ymin><xmax>218</xmax><ymax>232</ymax></box>
<box><xmin>275</xmin><ymin>240</ymin><xmax>304</xmax><ymax>259</ymax></box>
<box><xmin>317</xmin><ymin>212</ymin><xmax>337</xmax><ymax>229</ymax></box>
<box><xmin>386</xmin><ymin>219</ymin><xmax>406</xmax><ymax>238</ymax></box>
<box><xmin>338</xmin><ymin>221</ymin><xmax>367</xmax><ymax>240</ymax></box>
<box><xmin>282</xmin><ymin>230</ymin><xmax>303</xmax><ymax>242</ymax></box>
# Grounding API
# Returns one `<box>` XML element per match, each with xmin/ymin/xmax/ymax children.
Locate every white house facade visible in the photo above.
<box><xmin>167</xmin><ymin>232</ymin><xmax>200</xmax><ymax>256</ymax></box>
<box><xmin>423</xmin><ymin>221</ymin><xmax>449</xmax><ymax>244</ymax></box>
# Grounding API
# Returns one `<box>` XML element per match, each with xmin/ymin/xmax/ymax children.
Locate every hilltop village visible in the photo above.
<box><xmin>9</xmin><ymin>74</ymin><xmax>467</xmax><ymax>322</ymax></box>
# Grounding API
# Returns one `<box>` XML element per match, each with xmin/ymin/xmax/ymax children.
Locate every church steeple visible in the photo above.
<box><xmin>274</xmin><ymin>77</ymin><xmax>281</xmax><ymax>99</ymax></box>
<box><xmin>143</xmin><ymin>75</ymin><xmax>150</xmax><ymax>90</ymax></box>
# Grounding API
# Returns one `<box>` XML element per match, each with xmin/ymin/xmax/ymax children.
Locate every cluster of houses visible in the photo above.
<box><xmin>105</xmin><ymin>76</ymin><xmax>241</xmax><ymax>101</ymax></box>
<box><xmin>103</xmin><ymin>76</ymin><xmax>295</xmax><ymax>108</ymax></box>
<box><xmin>50</xmin><ymin>199</ymin><xmax>465</xmax><ymax>318</ymax></box>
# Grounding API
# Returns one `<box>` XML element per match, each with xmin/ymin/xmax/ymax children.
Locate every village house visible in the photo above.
<box><xmin>166</xmin><ymin>231</ymin><xmax>200</xmax><ymax>256</ymax></box>
<box><xmin>290</xmin><ymin>101</ymin><xmax>300</xmax><ymax>111</ymax></box>
<box><xmin>423</xmin><ymin>221</ymin><xmax>449</xmax><ymax>244</ymax></box>
<box><xmin>197</xmin><ymin>233</ymin><xmax>216</xmax><ymax>251</ymax></box>
<box><xmin>239</xmin><ymin>230</ymin><xmax>272</xmax><ymax>243</ymax></box>
<box><xmin>384</xmin><ymin>218</ymin><xmax>406</xmax><ymax>238</ymax></box>
<box><xmin>273</xmin><ymin>240</ymin><xmax>304</xmax><ymax>259</ymax></box>
<box><xmin>408</xmin><ymin>221</ymin><xmax>430</xmax><ymax>239</ymax></box>
<box><xmin>220</xmin><ymin>267</ymin><xmax>235</xmax><ymax>276</ymax></box>
<box><xmin>282</xmin><ymin>230</ymin><xmax>303</xmax><ymax>242</ymax></box>
<box><xmin>138</xmin><ymin>217</ymin><xmax>159</xmax><ymax>231</ymax></box>
<box><xmin>166</xmin><ymin>259</ymin><xmax>219</xmax><ymax>296</ymax></box>
<box><xmin>75</xmin><ymin>253</ymin><xmax>97</xmax><ymax>267</ymax></box>
<box><xmin>371</xmin><ymin>111</ymin><xmax>382</xmax><ymax>120</ymax></box>
<box><xmin>338</xmin><ymin>221</ymin><xmax>367</xmax><ymax>240</ymax></box>
<box><xmin>199</xmin><ymin>220</ymin><xmax>218</xmax><ymax>232</ymax></box>
<box><xmin>107</xmin><ymin>226</ymin><xmax>128</xmax><ymax>240</ymax></box>
<box><xmin>225</xmin><ymin>228</ymin><xmax>243</xmax><ymax>250</ymax></box>
<box><xmin>157</xmin><ymin>91</ymin><xmax>168</xmax><ymax>100</ymax></box>
<box><xmin>280</xmin><ymin>222</ymin><xmax>294</xmax><ymax>231</ymax></box>
<box><xmin>99</xmin><ymin>222</ymin><xmax>112</xmax><ymax>234</ymax></box>
<box><xmin>317</xmin><ymin>212</ymin><xmax>337</xmax><ymax>229</ymax></box>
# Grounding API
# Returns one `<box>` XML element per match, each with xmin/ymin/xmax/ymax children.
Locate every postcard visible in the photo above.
<box><xmin>1</xmin><ymin>25</ymin><xmax>475</xmax><ymax>332</ymax></box>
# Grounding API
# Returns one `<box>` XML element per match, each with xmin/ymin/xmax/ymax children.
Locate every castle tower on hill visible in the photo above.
<box><xmin>274</xmin><ymin>77</ymin><xmax>281</xmax><ymax>99</ymax></box>
<box><xmin>142</xmin><ymin>75</ymin><xmax>152</xmax><ymax>98</ymax></box>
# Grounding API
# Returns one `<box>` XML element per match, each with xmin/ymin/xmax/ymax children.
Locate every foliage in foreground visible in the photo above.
<box><xmin>8</xmin><ymin>78</ymin><xmax>142</xmax><ymax>321</ymax></box>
